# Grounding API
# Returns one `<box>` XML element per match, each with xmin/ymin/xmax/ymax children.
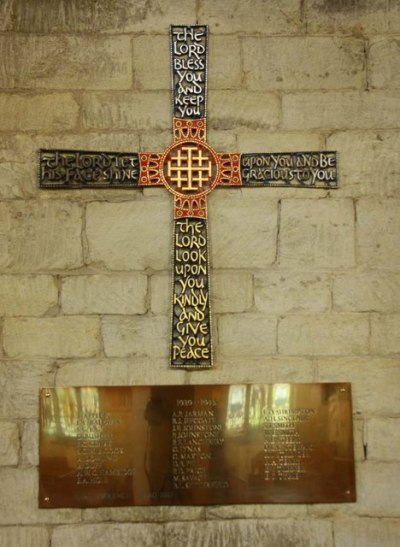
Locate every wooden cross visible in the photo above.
<box><xmin>39</xmin><ymin>25</ymin><xmax>337</xmax><ymax>370</ymax></box>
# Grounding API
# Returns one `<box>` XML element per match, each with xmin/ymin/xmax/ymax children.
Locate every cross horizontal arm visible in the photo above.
<box><xmin>237</xmin><ymin>151</ymin><xmax>338</xmax><ymax>189</ymax></box>
<box><xmin>39</xmin><ymin>149</ymin><xmax>141</xmax><ymax>188</ymax></box>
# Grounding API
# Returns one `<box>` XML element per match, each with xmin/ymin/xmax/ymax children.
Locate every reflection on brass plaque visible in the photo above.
<box><xmin>39</xmin><ymin>383</ymin><xmax>355</xmax><ymax>508</ymax></box>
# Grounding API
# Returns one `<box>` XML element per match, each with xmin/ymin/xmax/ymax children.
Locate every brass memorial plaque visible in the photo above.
<box><xmin>39</xmin><ymin>384</ymin><xmax>355</xmax><ymax>507</ymax></box>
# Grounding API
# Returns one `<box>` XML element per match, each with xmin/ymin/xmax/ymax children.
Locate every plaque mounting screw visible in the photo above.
<box><xmin>44</xmin><ymin>497</ymin><xmax>50</xmax><ymax>502</ymax></box>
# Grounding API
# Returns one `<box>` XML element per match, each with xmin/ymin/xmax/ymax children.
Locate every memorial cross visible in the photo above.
<box><xmin>39</xmin><ymin>25</ymin><xmax>338</xmax><ymax>370</ymax></box>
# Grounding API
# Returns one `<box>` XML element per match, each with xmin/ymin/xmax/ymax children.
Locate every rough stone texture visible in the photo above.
<box><xmin>283</xmin><ymin>91</ymin><xmax>400</xmax><ymax>130</ymax></box>
<box><xmin>366</xmin><ymin>418</ymin><xmax>400</xmax><ymax>462</ymax></box>
<box><xmin>0</xmin><ymin>421</ymin><xmax>19</xmax><ymax>465</ymax></box>
<box><xmin>82</xmin><ymin>506</ymin><xmax>204</xmax><ymax>523</ymax></box>
<box><xmin>199</xmin><ymin>0</ymin><xmax>303</xmax><ymax>34</ymax></box>
<box><xmin>0</xmin><ymin>361</ymin><xmax>54</xmax><ymax>420</ymax></box>
<box><xmin>0</xmin><ymin>0</ymin><xmax>196</xmax><ymax>33</ymax></box>
<box><xmin>165</xmin><ymin>519</ymin><xmax>333</xmax><ymax>547</ymax></box>
<box><xmin>0</xmin><ymin>527</ymin><xmax>50</xmax><ymax>547</ymax></box>
<box><xmin>0</xmin><ymin>35</ymin><xmax>132</xmax><ymax>90</ymax></box>
<box><xmin>21</xmin><ymin>421</ymin><xmax>39</xmax><ymax>467</ymax></box>
<box><xmin>209</xmin><ymin>91</ymin><xmax>280</xmax><ymax>130</ymax></box>
<box><xmin>357</xmin><ymin>200</ymin><xmax>400</xmax><ymax>268</ymax></box>
<box><xmin>52</xmin><ymin>523</ymin><xmax>164</xmax><ymax>547</ymax></box>
<box><xmin>238</xmin><ymin>130</ymin><xmax>323</xmax><ymax>153</ymax></box>
<box><xmin>102</xmin><ymin>316</ymin><xmax>168</xmax><ymax>359</ymax></box>
<box><xmin>0</xmin><ymin>468</ymin><xmax>80</xmax><ymax>524</ymax></box>
<box><xmin>244</xmin><ymin>37</ymin><xmax>365</xmax><ymax>91</ymax></box>
<box><xmin>334</xmin><ymin>518</ymin><xmax>400</xmax><ymax>547</ymax></box>
<box><xmin>369</xmin><ymin>37</ymin><xmax>400</xmax><ymax>90</ymax></box>
<box><xmin>55</xmin><ymin>358</ymin><xmax>186</xmax><ymax>388</ymax></box>
<box><xmin>61</xmin><ymin>274</ymin><xmax>147</xmax><ymax>315</ymax></box>
<box><xmin>188</xmin><ymin>357</ymin><xmax>315</xmax><ymax>385</ymax></box>
<box><xmin>0</xmin><ymin>93</ymin><xmax>79</xmax><ymax>131</ymax></box>
<box><xmin>255</xmin><ymin>272</ymin><xmax>331</xmax><ymax>314</ymax></box>
<box><xmin>83</xmin><ymin>92</ymin><xmax>171</xmax><ymax>130</ymax></box>
<box><xmin>0</xmin><ymin>201</ymin><xmax>83</xmax><ymax>272</ymax></box>
<box><xmin>327</xmin><ymin>131</ymin><xmax>400</xmax><ymax>198</ymax></box>
<box><xmin>333</xmin><ymin>272</ymin><xmax>400</xmax><ymax>312</ymax></box>
<box><xmin>279</xmin><ymin>199</ymin><xmax>355</xmax><ymax>269</ymax></box>
<box><xmin>371</xmin><ymin>314</ymin><xmax>400</xmax><ymax>355</ymax></box>
<box><xmin>209</xmin><ymin>192</ymin><xmax>277</xmax><ymax>269</ymax></box>
<box><xmin>86</xmin><ymin>201</ymin><xmax>171</xmax><ymax>270</ymax></box>
<box><xmin>3</xmin><ymin>317</ymin><xmax>101</xmax><ymax>359</ymax></box>
<box><xmin>279</xmin><ymin>315</ymin><xmax>369</xmax><ymax>356</ymax></box>
<box><xmin>305</xmin><ymin>0</ymin><xmax>400</xmax><ymax>35</ymax></box>
<box><xmin>0</xmin><ymin>275</ymin><xmax>57</xmax><ymax>316</ymax></box>
<box><xmin>218</xmin><ymin>314</ymin><xmax>276</xmax><ymax>357</ymax></box>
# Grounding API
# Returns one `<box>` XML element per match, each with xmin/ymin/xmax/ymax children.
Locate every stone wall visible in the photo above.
<box><xmin>0</xmin><ymin>0</ymin><xmax>399</xmax><ymax>545</ymax></box>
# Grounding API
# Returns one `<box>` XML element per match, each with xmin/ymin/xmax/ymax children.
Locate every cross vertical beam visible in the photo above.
<box><xmin>38</xmin><ymin>24</ymin><xmax>338</xmax><ymax>370</ymax></box>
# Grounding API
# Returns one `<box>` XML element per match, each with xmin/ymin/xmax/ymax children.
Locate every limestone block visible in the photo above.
<box><xmin>0</xmin><ymin>527</ymin><xmax>50</xmax><ymax>547</ymax></box>
<box><xmin>0</xmin><ymin>421</ymin><xmax>19</xmax><ymax>465</ymax></box>
<box><xmin>0</xmin><ymin>468</ymin><xmax>80</xmax><ymax>524</ymax></box>
<box><xmin>209</xmin><ymin>192</ymin><xmax>277</xmax><ymax>269</ymax></box>
<box><xmin>52</xmin><ymin>523</ymin><xmax>164</xmax><ymax>547</ymax></box>
<box><xmin>283</xmin><ymin>91</ymin><xmax>400</xmax><ymax>131</ymax></box>
<box><xmin>61</xmin><ymin>274</ymin><xmax>147</xmax><ymax>315</ymax></box>
<box><xmin>0</xmin><ymin>275</ymin><xmax>57</xmax><ymax>316</ymax></box>
<box><xmin>134</xmin><ymin>34</ymin><xmax>241</xmax><ymax>91</ymax></box>
<box><xmin>3</xmin><ymin>317</ymin><xmax>101</xmax><ymax>359</ymax></box>
<box><xmin>366</xmin><ymin>418</ymin><xmax>400</xmax><ymax>461</ymax></box>
<box><xmin>83</xmin><ymin>92</ymin><xmax>170</xmax><ymax>131</ymax></box>
<box><xmin>212</xmin><ymin>271</ymin><xmax>253</xmax><ymax>313</ymax></box>
<box><xmin>0</xmin><ymin>0</ymin><xmax>196</xmax><ymax>33</ymax></box>
<box><xmin>83</xmin><ymin>506</ymin><xmax>204</xmax><ymax>523</ymax></box>
<box><xmin>208</xmin><ymin>90</ymin><xmax>280</xmax><ymax>130</ymax></box>
<box><xmin>165</xmin><ymin>518</ymin><xmax>333</xmax><ymax>547</ymax></box>
<box><xmin>357</xmin><ymin>200</ymin><xmax>400</xmax><ymax>268</ymax></box>
<box><xmin>206</xmin><ymin>505</ymin><xmax>307</xmax><ymax>520</ymax></box>
<box><xmin>218</xmin><ymin>314</ymin><xmax>277</xmax><ymax>357</ymax></box>
<box><xmin>0</xmin><ymin>361</ymin><xmax>54</xmax><ymax>419</ymax></box>
<box><xmin>0</xmin><ymin>162</ymin><xmax>36</xmax><ymax>200</ymax></box>
<box><xmin>199</xmin><ymin>0</ymin><xmax>303</xmax><ymax>34</ymax></box>
<box><xmin>0</xmin><ymin>36</ymin><xmax>132</xmax><ymax>89</ymax></box>
<box><xmin>355</xmin><ymin>462</ymin><xmax>400</xmax><ymax>517</ymax></box>
<box><xmin>150</xmin><ymin>273</ymin><xmax>170</xmax><ymax>315</ymax></box>
<box><xmin>244</xmin><ymin>37</ymin><xmax>364</xmax><ymax>91</ymax></box>
<box><xmin>371</xmin><ymin>314</ymin><xmax>400</xmax><ymax>355</ymax></box>
<box><xmin>238</xmin><ymin>130</ymin><xmax>323</xmax><ymax>153</ymax></box>
<box><xmin>305</xmin><ymin>0</ymin><xmax>400</xmax><ymax>35</ymax></box>
<box><xmin>56</xmin><ymin>358</ymin><xmax>186</xmax><ymax>386</ymax></box>
<box><xmin>0</xmin><ymin>201</ymin><xmax>83</xmax><ymax>272</ymax></box>
<box><xmin>369</xmin><ymin>37</ymin><xmax>400</xmax><ymax>89</ymax></box>
<box><xmin>187</xmin><ymin>357</ymin><xmax>314</xmax><ymax>385</ymax></box>
<box><xmin>0</xmin><ymin>93</ymin><xmax>79</xmax><ymax>132</ymax></box>
<box><xmin>206</xmin><ymin>130</ymin><xmax>237</xmax><ymax>152</ymax></box>
<box><xmin>35</xmin><ymin>132</ymin><xmax>140</xmax><ymax>155</ymax></box>
<box><xmin>316</xmin><ymin>357</ymin><xmax>400</xmax><ymax>415</ymax></box>
<box><xmin>255</xmin><ymin>272</ymin><xmax>331</xmax><ymax>314</ymax></box>
<box><xmin>102</xmin><ymin>316</ymin><xmax>168</xmax><ymax>359</ymax></box>
<box><xmin>279</xmin><ymin>314</ymin><xmax>369</xmax><ymax>356</ymax></box>
<box><xmin>334</xmin><ymin>518</ymin><xmax>400</xmax><ymax>547</ymax></box>
<box><xmin>333</xmin><ymin>273</ymin><xmax>400</xmax><ymax>312</ymax></box>
<box><xmin>86</xmin><ymin>201</ymin><xmax>171</xmax><ymax>270</ymax></box>
<box><xmin>327</xmin><ymin>131</ymin><xmax>400</xmax><ymax>198</ymax></box>
<box><xmin>21</xmin><ymin>421</ymin><xmax>39</xmax><ymax>467</ymax></box>
<box><xmin>279</xmin><ymin>199</ymin><xmax>355</xmax><ymax>269</ymax></box>
<box><xmin>208</xmin><ymin>91</ymin><xmax>280</xmax><ymax>131</ymax></box>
